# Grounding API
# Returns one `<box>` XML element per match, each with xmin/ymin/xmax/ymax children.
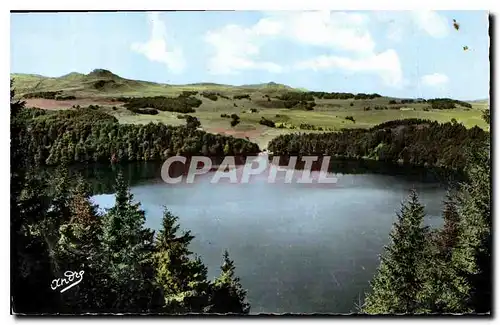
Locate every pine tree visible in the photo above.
<box><xmin>153</xmin><ymin>208</ymin><xmax>211</xmax><ymax>313</ymax></box>
<box><xmin>438</xmin><ymin>193</ymin><xmax>461</xmax><ymax>260</ymax></box>
<box><xmin>56</xmin><ymin>176</ymin><xmax>108</xmax><ymax>312</ymax></box>
<box><xmin>449</xmin><ymin>141</ymin><xmax>491</xmax><ymax>313</ymax></box>
<box><xmin>100</xmin><ymin>172</ymin><xmax>158</xmax><ymax>312</ymax></box>
<box><xmin>42</xmin><ymin>165</ymin><xmax>74</xmax><ymax>269</ymax></box>
<box><xmin>415</xmin><ymin>193</ymin><xmax>466</xmax><ymax>313</ymax></box>
<box><xmin>206</xmin><ymin>250</ymin><xmax>250</xmax><ymax>314</ymax></box>
<box><xmin>363</xmin><ymin>189</ymin><xmax>430</xmax><ymax>314</ymax></box>
<box><xmin>11</xmin><ymin>81</ymin><xmax>60</xmax><ymax>313</ymax></box>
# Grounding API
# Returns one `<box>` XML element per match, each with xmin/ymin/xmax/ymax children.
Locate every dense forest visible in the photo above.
<box><xmin>362</xmin><ymin>138</ymin><xmax>491</xmax><ymax>314</ymax></box>
<box><xmin>11</xmin><ymin>87</ymin><xmax>250</xmax><ymax>314</ymax></box>
<box><xmin>11</xmin><ymin>80</ymin><xmax>491</xmax><ymax>315</ymax></box>
<box><xmin>118</xmin><ymin>95</ymin><xmax>203</xmax><ymax>113</ymax></box>
<box><xmin>268</xmin><ymin>118</ymin><xmax>488</xmax><ymax>171</ymax></box>
<box><xmin>14</xmin><ymin>106</ymin><xmax>259</xmax><ymax>166</ymax></box>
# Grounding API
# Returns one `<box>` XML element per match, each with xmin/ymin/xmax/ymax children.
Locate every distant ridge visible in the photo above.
<box><xmin>10</xmin><ymin>69</ymin><xmax>301</xmax><ymax>97</ymax></box>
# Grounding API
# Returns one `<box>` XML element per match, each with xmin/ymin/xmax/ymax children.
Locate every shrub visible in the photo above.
<box><xmin>277</xmin><ymin>92</ymin><xmax>315</xmax><ymax>101</ymax></box>
<box><xmin>345</xmin><ymin>116</ymin><xmax>355</xmax><ymax>123</ymax></box>
<box><xmin>230</xmin><ymin>114</ymin><xmax>240</xmax><ymax>127</ymax></box>
<box><xmin>55</xmin><ymin>95</ymin><xmax>76</xmax><ymax>100</ymax></box>
<box><xmin>234</xmin><ymin>94</ymin><xmax>251</xmax><ymax>100</ymax></box>
<box><xmin>201</xmin><ymin>92</ymin><xmax>218</xmax><ymax>101</ymax></box>
<box><xmin>179</xmin><ymin>90</ymin><xmax>198</xmax><ymax>97</ymax></box>
<box><xmin>126</xmin><ymin>107</ymin><xmax>159</xmax><ymax>115</ymax></box>
<box><xmin>259</xmin><ymin>117</ymin><xmax>275</xmax><ymax>127</ymax></box>
<box><xmin>185</xmin><ymin>115</ymin><xmax>201</xmax><ymax>128</ymax></box>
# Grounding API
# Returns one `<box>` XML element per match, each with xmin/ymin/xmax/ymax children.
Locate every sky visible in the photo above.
<box><xmin>10</xmin><ymin>11</ymin><xmax>489</xmax><ymax>100</ymax></box>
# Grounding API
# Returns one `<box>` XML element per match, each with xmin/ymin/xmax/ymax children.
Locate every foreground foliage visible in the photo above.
<box><xmin>11</xmin><ymin>87</ymin><xmax>250</xmax><ymax>314</ymax></box>
<box><xmin>362</xmin><ymin>115</ymin><xmax>491</xmax><ymax>314</ymax></box>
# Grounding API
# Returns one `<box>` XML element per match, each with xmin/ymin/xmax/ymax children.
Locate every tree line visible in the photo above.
<box><xmin>118</xmin><ymin>95</ymin><xmax>203</xmax><ymax>114</ymax></box>
<box><xmin>268</xmin><ymin>119</ymin><xmax>488</xmax><ymax>171</ymax></box>
<box><xmin>23</xmin><ymin>90</ymin><xmax>76</xmax><ymax>100</ymax></box>
<box><xmin>428</xmin><ymin>98</ymin><xmax>473</xmax><ymax>109</ymax></box>
<box><xmin>15</xmin><ymin>106</ymin><xmax>260</xmax><ymax>166</ymax></box>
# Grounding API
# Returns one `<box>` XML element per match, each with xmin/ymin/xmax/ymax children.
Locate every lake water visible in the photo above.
<box><xmin>86</xmin><ymin>159</ymin><xmax>450</xmax><ymax>314</ymax></box>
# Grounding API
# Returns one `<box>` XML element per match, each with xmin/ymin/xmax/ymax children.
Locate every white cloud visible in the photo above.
<box><xmin>296</xmin><ymin>49</ymin><xmax>405</xmax><ymax>88</ymax></box>
<box><xmin>204</xmin><ymin>11</ymin><xmax>378</xmax><ymax>76</ymax></box>
<box><xmin>272</xmin><ymin>11</ymin><xmax>375</xmax><ymax>53</ymax></box>
<box><xmin>421</xmin><ymin>73</ymin><xmax>449</xmax><ymax>87</ymax></box>
<box><xmin>204</xmin><ymin>11</ymin><xmax>406</xmax><ymax>87</ymax></box>
<box><xmin>375</xmin><ymin>11</ymin><xmax>450</xmax><ymax>41</ymax></box>
<box><xmin>204</xmin><ymin>24</ymin><xmax>284</xmax><ymax>75</ymax></box>
<box><xmin>131</xmin><ymin>12</ymin><xmax>185</xmax><ymax>73</ymax></box>
<box><xmin>412</xmin><ymin>11</ymin><xmax>450</xmax><ymax>38</ymax></box>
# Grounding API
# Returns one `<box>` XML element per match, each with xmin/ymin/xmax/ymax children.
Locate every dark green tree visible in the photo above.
<box><xmin>206</xmin><ymin>250</ymin><xmax>250</xmax><ymax>314</ymax></box>
<box><xmin>415</xmin><ymin>194</ymin><xmax>466</xmax><ymax>313</ymax></box>
<box><xmin>11</xmin><ymin>80</ymin><xmax>61</xmax><ymax>313</ymax></box>
<box><xmin>56</xmin><ymin>177</ymin><xmax>109</xmax><ymax>312</ymax></box>
<box><xmin>100</xmin><ymin>172</ymin><xmax>158</xmax><ymax>312</ymax></box>
<box><xmin>153</xmin><ymin>208</ymin><xmax>210</xmax><ymax>313</ymax></box>
<box><xmin>363</xmin><ymin>190</ymin><xmax>430</xmax><ymax>314</ymax></box>
<box><xmin>449</xmin><ymin>140</ymin><xmax>491</xmax><ymax>313</ymax></box>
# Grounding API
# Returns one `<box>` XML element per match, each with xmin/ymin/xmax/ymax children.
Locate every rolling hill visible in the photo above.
<box><xmin>10</xmin><ymin>69</ymin><xmax>489</xmax><ymax>150</ymax></box>
<box><xmin>11</xmin><ymin>69</ymin><xmax>299</xmax><ymax>98</ymax></box>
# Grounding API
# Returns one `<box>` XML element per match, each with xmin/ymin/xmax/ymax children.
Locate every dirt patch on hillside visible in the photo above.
<box><xmin>23</xmin><ymin>98</ymin><xmax>123</xmax><ymax>110</ymax></box>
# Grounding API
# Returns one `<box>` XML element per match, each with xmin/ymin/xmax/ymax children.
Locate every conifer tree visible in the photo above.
<box><xmin>415</xmin><ymin>193</ymin><xmax>466</xmax><ymax>313</ymax></box>
<box><xmin>154</xmin><ymin>208</ymin><xmax>211</xmax><ymax>313</ymax></box>
<box><xmin>56</xmin><ymin>176</ymin><xmax>108</xmax><ymax>312</ymax></box>
<box><xmin>100</xmin><ymin>172</ymin><xmax>158</xmax><ymax>312</ymax></box>
<box><xmin>363</xmin><ymin>189</ymin><xmax>430</xmax><ymax>314</ymax></box>
<box><xmin>11</xmin><ymin>81</ymin><xmax>60</xmax><ymax>313</ymax></box>
<box><xmin>439</xmin><ymin>193</ymin><xmax>461</xmax><ymax>259</ymax></box>
<box><xmin>206</xmin><ymin>250</ymin><xmax>250</xmax><ymax>314</ymax></box>
<box><xmin>449</xmin><ymin>141</ymin><xmax>491</xmax><ymax>313</ymax></box>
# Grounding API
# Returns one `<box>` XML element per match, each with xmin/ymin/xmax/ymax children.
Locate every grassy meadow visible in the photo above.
<box><xmin>11</xmin><ymin>69</ymin><xmax>489</xmax><ymax>150</ymax></box>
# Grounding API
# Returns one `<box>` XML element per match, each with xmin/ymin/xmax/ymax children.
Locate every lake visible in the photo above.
<box><xmin>82</xmin><ymin>159</ymin><xmax>451</xmax><ymax>314</ymax></box>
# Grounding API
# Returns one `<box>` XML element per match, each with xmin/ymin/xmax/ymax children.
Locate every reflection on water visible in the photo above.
<box><xmin>66</xmin><ymin>158</ymin><xmax>454</xmax><ymax>314</ymax></box>
<box><xmin>41</xmin><ymin>156</ymin><xmax>462</xmax><ymax>196</ymax></box>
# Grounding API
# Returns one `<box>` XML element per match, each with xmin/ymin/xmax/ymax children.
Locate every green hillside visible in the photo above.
<box><xmin>10</xmin><ymin>69</ymin><xmax>489</xmax><ymax>150</ymax></box>
<box><xmin>11</xmin><ymin>69</ymin><xmax>299</xmax><ymax>98</ymax></box>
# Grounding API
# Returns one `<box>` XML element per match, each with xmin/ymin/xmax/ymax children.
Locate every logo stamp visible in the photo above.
<box><xmin>51</xmin><ymin>270</ymin><xmax>85</xmax><ymax>293</ymax></box>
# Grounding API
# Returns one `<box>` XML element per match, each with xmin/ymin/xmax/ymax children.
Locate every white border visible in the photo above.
<box><xmin>2</xmin><ymin>1</ymin><xmax>497</xmax><ymax>324</ymax></box>
<box><xmin>3</xmin><ymin>1</ymin><xmax>498</xmax><ymax>10</ymax></box>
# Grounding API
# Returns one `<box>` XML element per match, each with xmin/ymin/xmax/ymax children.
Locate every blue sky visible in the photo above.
<box><xmin>11</xmin><ymin>11</ymin><xmax>489</xmax><ymax>100</ymax></box>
